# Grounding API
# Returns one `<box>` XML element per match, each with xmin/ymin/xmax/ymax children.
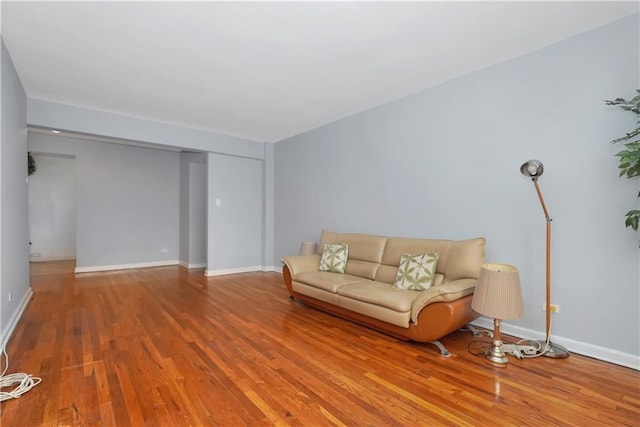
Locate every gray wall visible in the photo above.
<box><xmin>274</xmin><ymin>15</ymin><xmax>640</xmax><ymax>357</ymax></box>
<box><xmin>28</xmin><ymin>99</ymin><xmax>265</xmax><ymax>160</ymax></box>
<box><xmin>263</xmin><ymin>142</ymin><xmax>275</xmax><ymax>268</ymax></box>
<box><xmin>26</xmin><ymin>98</ymin><xmax>271</xmax><ymax>275</ymax></box>
<box><xmin>179</xmin><ymin>151</ymin><xmax>207</xmax><ymax>267</ymax></box>
<box><xmin>29</xmin><ymin>133</ymin><xmax>180</xmax><ymax>270</ymax></box>
<box><xmin>189</xmin><ymin>162</ymin><xmax>207</xmax><ymax>265</ymax></box>
<box><xmin>28</xmin><ymin>153</ymin><xmax>76</xmax><ymax>261</ymax></box>
<box><xmin>207</xmin><ymin>152</ymin><xmax>263</xmax><ymax>273</ymax></box>
<box><xmin>1</xmin><ymin>39</ymin><xmax>30</xmax><ymax>347</ymax></box>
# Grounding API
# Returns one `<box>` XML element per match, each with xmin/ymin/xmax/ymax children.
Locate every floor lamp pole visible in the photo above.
<box><xmin>533</xmin><ymin>181</ymin><xmax>552</xmax><ymax>342</ymax></box>
<box><xmin>532</xmin><ymin>180</ymin><xmax>569</xmax><ymax>358</ymax></box>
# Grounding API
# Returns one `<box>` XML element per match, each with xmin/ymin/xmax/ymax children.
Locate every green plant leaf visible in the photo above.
<box><xmin>605</xmin><ymin>91</ymin><xmax>640</xmax><ymax>239</ymax></box>
<box><xmin>625</xmin><ymin>210</ymin><xmax>640</xmax><ymax>231</ymax></box>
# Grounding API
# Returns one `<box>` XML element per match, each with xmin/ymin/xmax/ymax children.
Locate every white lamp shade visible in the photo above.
<box><xmin>472</xmin><ymin>263</ymin><xmax>524</xmax><ymax>320</ymax></box>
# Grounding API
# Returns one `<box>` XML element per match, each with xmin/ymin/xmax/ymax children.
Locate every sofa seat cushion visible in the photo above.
<box><xmin>334</xmin><ymin>295</ymin><xmax>411</xmax><ymax>328</ymax></box>
<box><xmin>336</xmin><ymin>282</ymin><xmax>420</xmax><ymax>313</ymax></box>
<box><xmin>294</xmin><ymin>272</ymin><xmax>367</xmax><ymax>293</ymax></box>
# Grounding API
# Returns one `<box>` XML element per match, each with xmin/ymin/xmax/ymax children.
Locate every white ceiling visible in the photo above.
<box><xmin>2</xmin><ymin>1</ymin><xmax>638</xmax><ymax>143</ymax></box>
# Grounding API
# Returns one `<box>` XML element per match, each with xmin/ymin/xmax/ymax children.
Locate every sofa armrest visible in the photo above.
<box><xmin>410</xmin><ymin>278</ymin><xmax>477</xmax><ymax>324</ymax></box>
<box><xmin>281</xmin><ymin>255</ymin><xmax>321</xmax><ymax>276</ymax></box>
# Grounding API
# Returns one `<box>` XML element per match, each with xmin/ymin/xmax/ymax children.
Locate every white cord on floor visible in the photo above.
<box><xmin>514</xmin><ymin>316</ymin><xmax>554</xmax><ymax>358</ymax></box>
<box><xmin>0</xmin><ymin>348</ymin><xmax>41</xmax><ymax>402</ymax></box>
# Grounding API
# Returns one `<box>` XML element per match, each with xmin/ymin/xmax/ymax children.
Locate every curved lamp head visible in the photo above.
<box><xmin>520</xmin><ymin>160</ymin><xmax>544</xmax><ymax>181</ymax></box>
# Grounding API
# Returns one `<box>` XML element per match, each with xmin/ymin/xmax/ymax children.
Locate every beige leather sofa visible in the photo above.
<box><xmin>281</xmin><ymin>230</ymin><xmax>486</xmax><ymax>355</ymax></box>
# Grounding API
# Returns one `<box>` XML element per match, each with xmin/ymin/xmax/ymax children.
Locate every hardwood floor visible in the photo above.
<box><xmin>1</xmin><ymin>261</ymin><xmax>639</xmax><ymax>426</ymax></box>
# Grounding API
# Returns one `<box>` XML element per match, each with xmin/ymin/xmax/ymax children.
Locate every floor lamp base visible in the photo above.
<box><xmin>530</xmin><ymin>340</ymin><xmax>570</xmax><ymax>358</ymax></box>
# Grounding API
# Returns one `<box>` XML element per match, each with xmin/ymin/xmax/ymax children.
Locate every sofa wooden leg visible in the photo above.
<box><xmin>464</xmin><ymin>324</ymin><xmax>483</xmax><ymax>337</ymax></box>
<box><xmin>430</xmin><ymin>340</ymin><xmax>451</xmax><ymax>357</ymax></box>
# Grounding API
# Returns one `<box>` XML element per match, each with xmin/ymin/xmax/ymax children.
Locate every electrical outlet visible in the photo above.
<box><xmin>542</xmin><ymin>302</ymin><xmax>560</xmax><ymax>313</ymax></box>
<box><xmin>8</xmin><ymin>292</ymin><xmax>13</xmax><ymax>302</ymax></box>
<box><xmin>161</xmin><ymin>248</ymin><xmax>169</xmax><ymax>254</ymax></box>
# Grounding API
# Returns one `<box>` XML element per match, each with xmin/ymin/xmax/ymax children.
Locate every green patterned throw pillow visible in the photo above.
<box><xmin>319</xmin><ymin>243</ymin><xmax>349</xmax><ymax>274</ymax></box>
<box><xmin>393</xmin><ymin>253</ymin><xmax>439</xmax><ymax>291</ymax></box>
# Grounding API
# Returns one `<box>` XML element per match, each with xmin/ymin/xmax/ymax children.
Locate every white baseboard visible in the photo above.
<box><xmin>262</xmin><ymin>265</ymin><xmax>282</xmax><ymax>273</ymax></box>
<box><xmin>1</xmin><ymin>288</ymin><xmax>33</xmax><ymax>351</ymax></box>
<box><xmin>75</xmin><ymin>260</ymin><xmax>179</xmax><ymax>273</ymax></box>
<box><xmin>30</xmin><ymin>255</ymin><xmax>75</xmax><ymax>262</ymax></box>
<box><xmin>178</xmin><ymin>261</ymin><xmax>207</xmax><ymax>269</ymax></box>
<box><xmin>55</xmin><ymin>261</ymin><xmax>280</xmax><ymax>274</ymax></box>
<box><xmin>471</xmin><ymin>317</ymin><xmax>640</xmax><ymax>371</ymax></box>
<box><xmin>205</xmin><ymin>265</ymin><xmax>263</xmax><ymax>276</ymax></box>
<box><xmin>204</xmin><ymin>265</ymin><xmax>282</xmax><ymax>276</ymax></box>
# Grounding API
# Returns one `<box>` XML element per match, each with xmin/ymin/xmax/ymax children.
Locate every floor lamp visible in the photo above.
<box><xmin>520</xmin><ymin>160</ymin><xmax>569</xmax><ymax>358</ymax></box>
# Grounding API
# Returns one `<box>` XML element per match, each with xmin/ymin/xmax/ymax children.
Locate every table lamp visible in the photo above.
<box><xmin>471</xmin><ymin>263</ymin><xmax>524</xmax><ymax>367</ymax></box>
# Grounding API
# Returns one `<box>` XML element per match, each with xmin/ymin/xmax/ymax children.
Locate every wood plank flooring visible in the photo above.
<box><xmin>1</xmin><ymin>261</ymin><xmax>639</xmax><ymax>426</ymax></box>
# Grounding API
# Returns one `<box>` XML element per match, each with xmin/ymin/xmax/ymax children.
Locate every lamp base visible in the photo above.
<box><xmin>484</xmin><ymin>353</ymin><xmax>508</xmax><ymax>367</ymax></box>
<box><xmin>485</xmin><ymin>339</ymin><xmax>508</xmax><ymax>367</ymax></box>
<box><xmin>530</xmin><ymin>340</ymin><xmax>570</xmax><ymax>358</ymax></box>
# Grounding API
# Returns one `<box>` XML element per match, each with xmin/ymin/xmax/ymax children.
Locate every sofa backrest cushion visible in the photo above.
<box><xmin>317</xmin><ymin>229</ymin><xmax>388</xmax><ymax>280</ymax></box>
<box><xmin>443</xmin><ymin>237</ymin><xmax>486</xmax><ymax>281</ymax></box>
<box><xmin>375</xmin><ymin>237</ymin><xmax>485</xmax><ymax>284</ymax></box>
<box><xmin>317</xmin><ymin>230</ymin><xmax>485</xmax><ymax>283</ymax></box>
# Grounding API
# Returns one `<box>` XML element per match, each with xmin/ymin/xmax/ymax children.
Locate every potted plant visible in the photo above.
<box><xmin>605</xmin><ymin>90</ymin><xmax>640</xmax><ymax>232</ymax></box>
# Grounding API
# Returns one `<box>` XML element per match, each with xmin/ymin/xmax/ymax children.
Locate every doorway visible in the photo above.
<box><xmin>28</xmin><ymin>153</ymin><xmax>76</xmax><ymax>265</ymax></box>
